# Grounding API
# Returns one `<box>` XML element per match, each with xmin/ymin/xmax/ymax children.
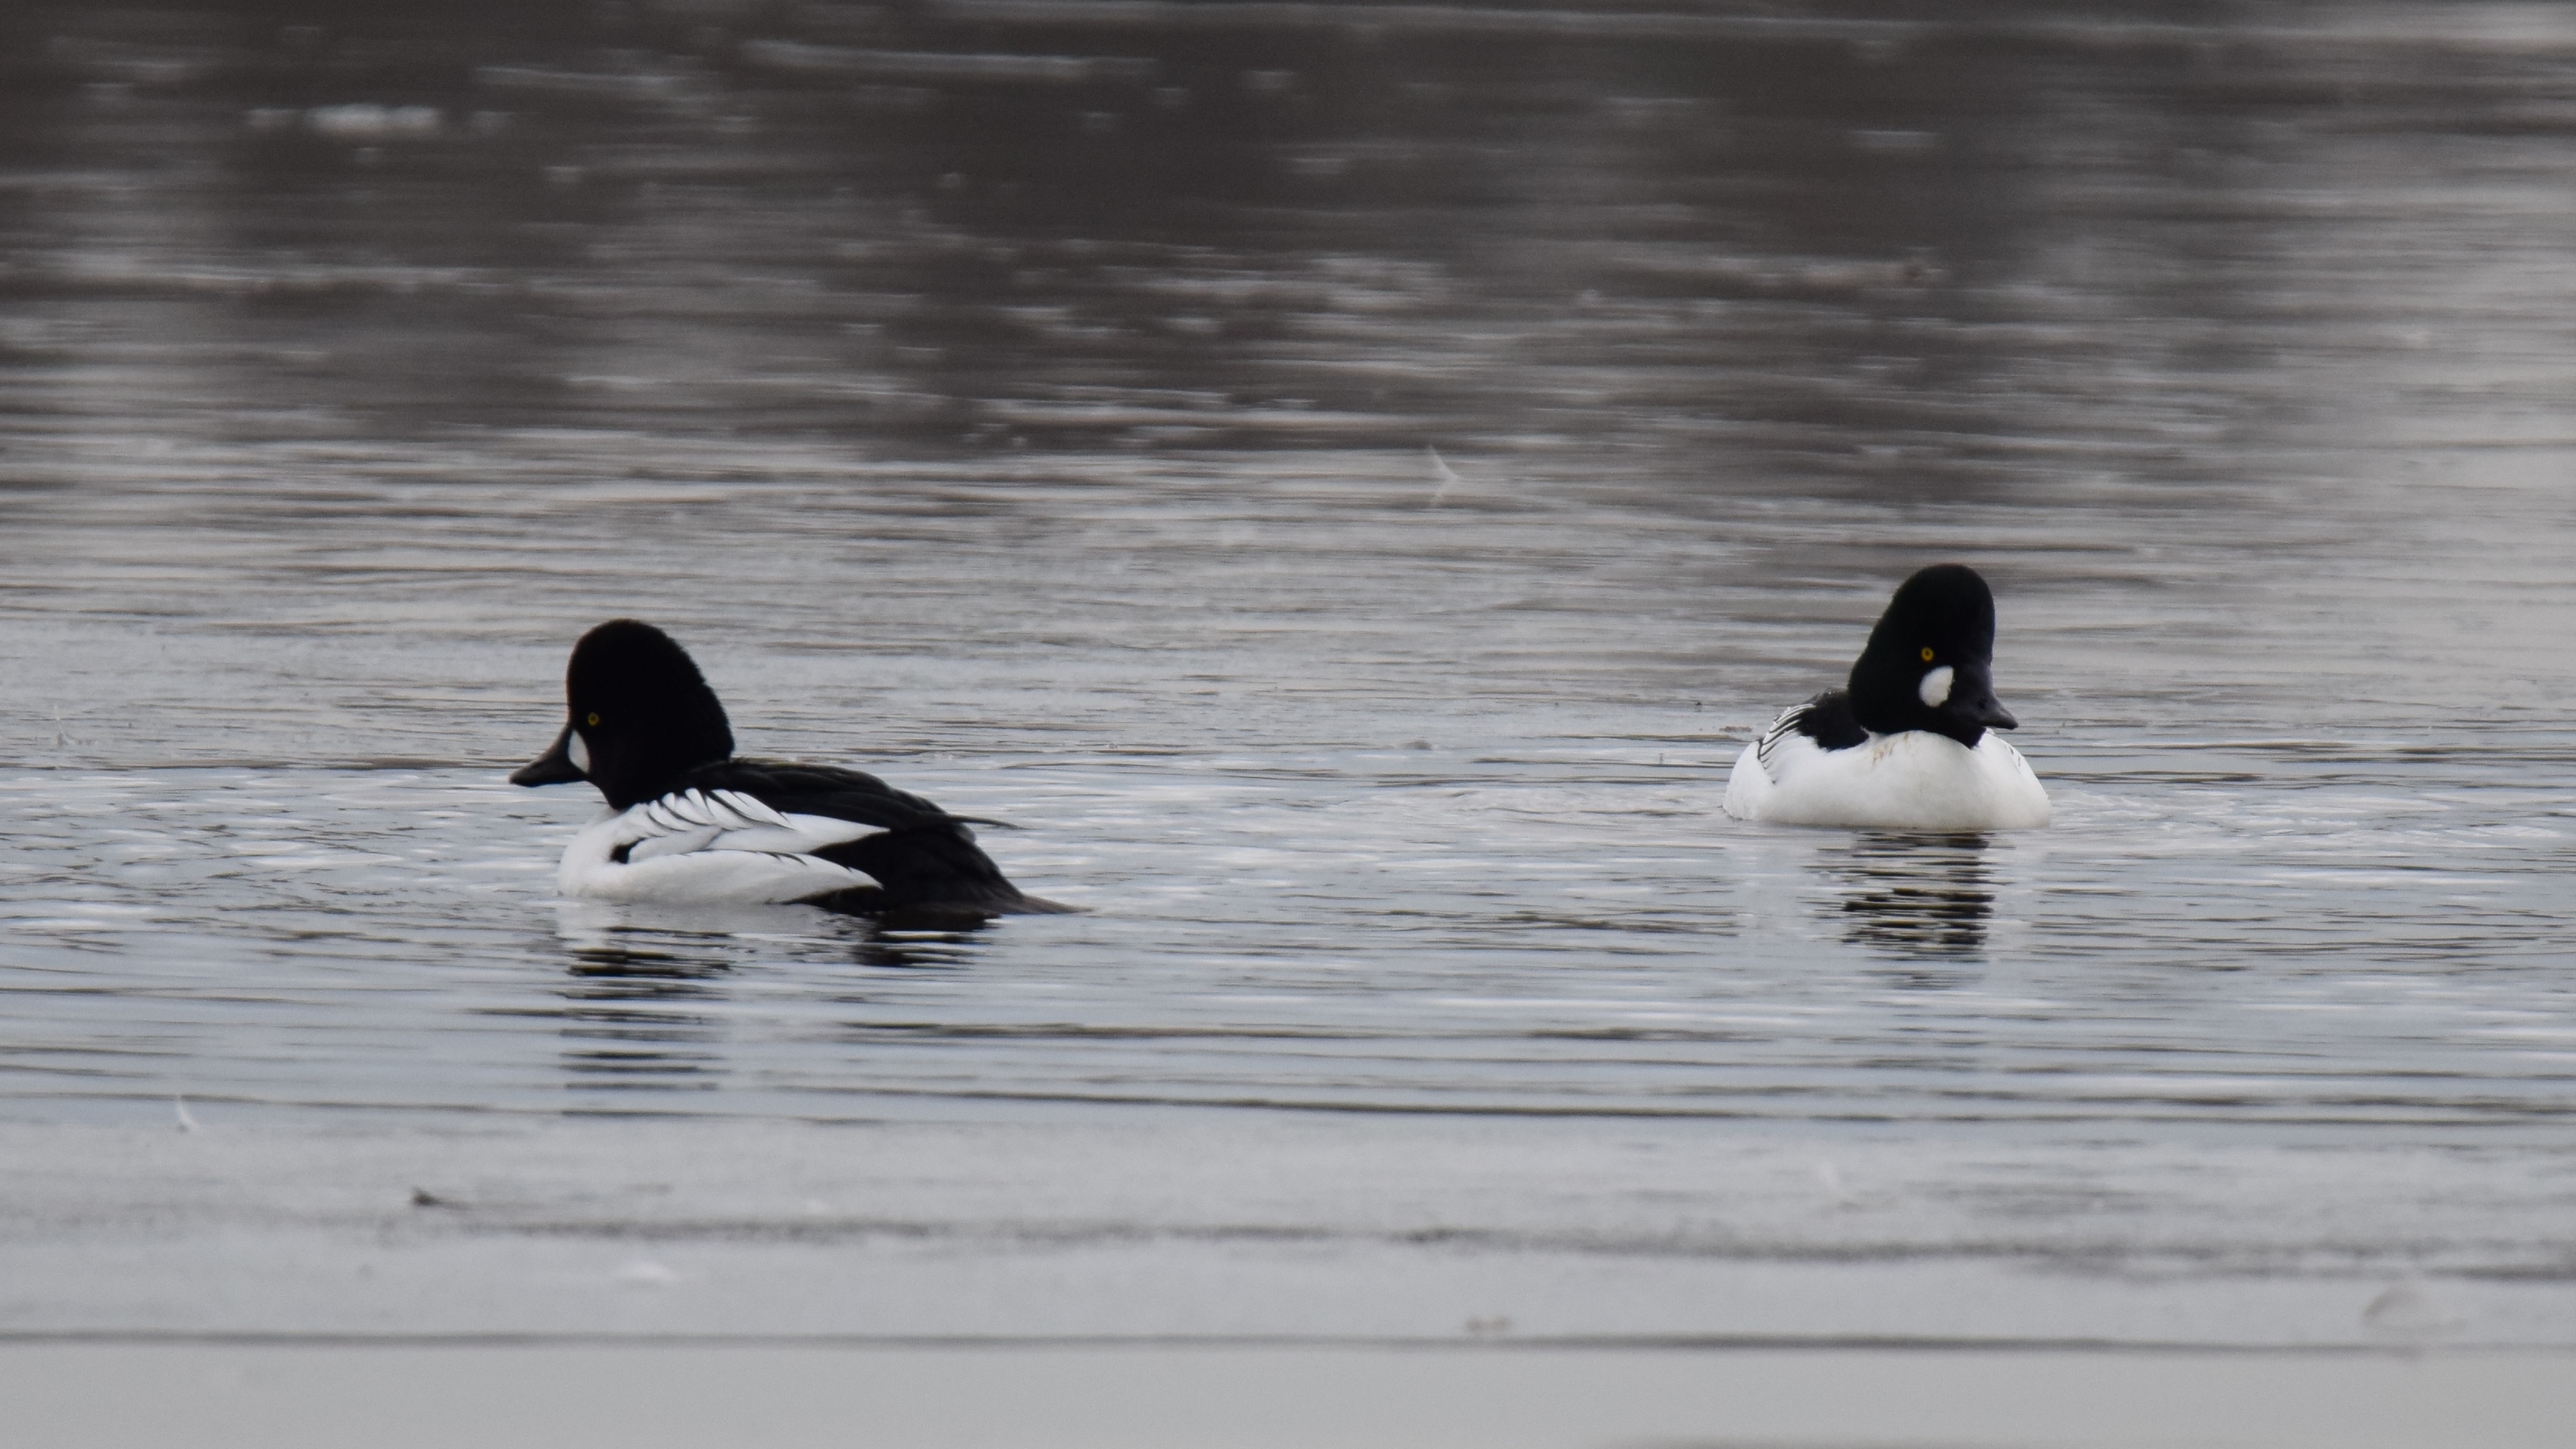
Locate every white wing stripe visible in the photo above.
<box><xmin>610</xmin><ymin>789</ymin><xmax>881</xmax><ymax>865</ymax></box>
<box><xmin>710</xmin><ymin>789</ymin><xmax>792</xmax><ymax>828</ymax></box>
<box><xmin>629</xmin><ymin>788</ymin><xmax>792</xmax><ymax>836</ymax></box>
<box><xmin>1753</xmin><ymin>703</ymin><xmax>1809</xmax><ymax>775</ymax></box>
<box><xmin>626</xmin><ymin>825</ymin><xmax>723</xmax><ymax>863</ymax></box>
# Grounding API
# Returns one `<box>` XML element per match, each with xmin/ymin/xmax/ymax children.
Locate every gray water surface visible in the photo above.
<box><xmin>3</xmin><ymin>2</ymin><xmax>2574</xmax><ymax>1346</ymax></box>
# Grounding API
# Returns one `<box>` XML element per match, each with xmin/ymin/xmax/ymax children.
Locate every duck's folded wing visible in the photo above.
<box><xmin>675</xmin><ymin>760</ymin><xmax>1031</xmax><ymax>909</ymax></box>
<box><xmin>1756</xmin><ymin>689</ymin><xmax>1866</xmax><ymax>773</ymax></box>
<box><xmin>679</xmin><ymin>760</ymin><xmax>952</xmax><ymax>831</ymax></box>
<box><xmin>617</xmin><ymin>788</ymin><xmax>875</xmax><ymax>864</ymax></box>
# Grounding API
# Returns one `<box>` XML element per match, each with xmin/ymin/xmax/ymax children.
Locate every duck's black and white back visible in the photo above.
<box><xmin>511</xmin><ymin>620</ymin><xmax>1054</xmax><ymax>914</ymax></box>
<box><xmin>1723</xmin><ymin>565</ymin><xmax>2049</xmax><ymax>830</ymax></box>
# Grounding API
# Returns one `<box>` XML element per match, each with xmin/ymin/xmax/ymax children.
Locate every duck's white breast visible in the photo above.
<box><xmin>1724</xmin><ymin>728</ymin><xmax>2049</xmax><ymax>831</ymax></box>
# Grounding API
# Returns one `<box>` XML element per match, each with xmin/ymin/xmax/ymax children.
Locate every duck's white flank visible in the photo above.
<box><xmin>1723</xmin><ymin>721</ymin><xmax>2050</xmax><ymax>831</ymax></box>
<box><xmin>556</xmin><ymin>788</ymin><xmax>878</xmax><ymax>903</ymax></box>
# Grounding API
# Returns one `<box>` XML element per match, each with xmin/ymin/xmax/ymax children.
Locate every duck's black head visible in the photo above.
<box><xmin>1845</xmin><ymin>564</ymin><xmax>2020</xmax><ymax>749</ymax></box>
<box><xmin>509</xmin><ymin>619</ymin><xmax>734</xmax><ymax>810</ymax></box>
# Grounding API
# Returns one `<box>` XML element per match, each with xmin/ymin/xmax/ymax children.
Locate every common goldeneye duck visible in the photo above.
<box><xmin>1723</xmin><ymin>564</ymin><xmax>2050</xmax><ymax>830</ymax></box>
<box><xmin>509</xmin><ymin>619</ymin><xmax>1061</xmax><ymax>916</ymax></box>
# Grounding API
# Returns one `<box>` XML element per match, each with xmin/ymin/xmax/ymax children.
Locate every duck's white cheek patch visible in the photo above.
<box><xmin>568</xmin><ymin>730</ymin><xmax>593</xmax><ymax>774</ymax></box>
<box><xmin>1918</xmin><ymin>665</ymin><xmax>1955</xmax><ymax>708</ymax></box>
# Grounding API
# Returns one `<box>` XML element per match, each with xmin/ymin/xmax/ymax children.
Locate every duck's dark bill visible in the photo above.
<box><xmin>509</xmin><ymin>725</ymin><xmax>584</xmax><ymax>786</ymax></box>
<box><xmin>1948</xmin><ymin>694</ymin><xmax>2018</xmax><ymax>731</ymax></box>
<box><xmin>1937</xmin><ymin>661</ymin><xmax>2018</xmax><ymax>732</ymax></box>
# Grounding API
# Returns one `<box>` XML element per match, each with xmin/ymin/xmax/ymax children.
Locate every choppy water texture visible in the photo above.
<box><xmin>3</xmin><ymin>2</ymin><xmax>2574</xmax><ymax>1346</ymax></box>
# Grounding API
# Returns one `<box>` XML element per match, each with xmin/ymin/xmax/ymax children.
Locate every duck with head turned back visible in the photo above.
<box><xmin>511</xmin><ymin>620</ymin><xmax>1066</xmax><ymax>916</ymax></box>
<box><xmin>1723</xmin><ymin>564</ymin><xmax>2050</xmax><ymax>831</ymax></box>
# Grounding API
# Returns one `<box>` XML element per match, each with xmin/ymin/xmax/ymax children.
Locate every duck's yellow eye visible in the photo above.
<box><xmin>1920</xmin><ymin>647</ymin><xmax>1935</xmax><ymax>663</ymax></box>
<box><xmin>586</xmin><ymin>712</ymin><xmax>601</xmax><ymax>727</ymax></box>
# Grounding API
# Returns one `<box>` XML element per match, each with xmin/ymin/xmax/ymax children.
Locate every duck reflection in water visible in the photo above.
<box><xmin>1821</xmin><ymin>831</ymin><xmax>1996</xmax><ymax>962</ymax></box>
<box><xmin>554</xmin><ymin>899</ymin><xmax>985</xmax><ymax>976</ymax></box>
<box><xmin>556</xmin><ymin>924</ymin><xmax>734</xmax><ymax>1090</ymax></box>
<box><xmin>848</xmin><ymin>917</ymin><xmax>988</xmax><ymax>970</ymax></box>
<box><xmin>566</xmin><ymin>940</ymin><xmax>733</xmax><ymax>990</ymax></box>
<box><xmin>546</xmin><ymin>906</ymin><xmax>987</xmax><ymax>1089</ymax></box>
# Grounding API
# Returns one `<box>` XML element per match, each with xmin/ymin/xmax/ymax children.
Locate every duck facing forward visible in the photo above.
<box><xmin>1723</xmin><ymin>564</ymin><xmax>2049</xmax><ymax>831</ymax></box>
<box><xmin>511</xmin><ymin>620</ymin><xmax>1060</xmax><ymax>915</ymax></box>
